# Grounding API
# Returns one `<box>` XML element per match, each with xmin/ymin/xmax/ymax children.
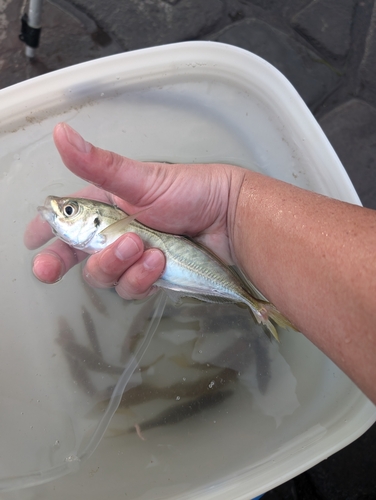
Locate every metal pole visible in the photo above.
<box><xmin>19</xmin><ymin>0</ymin><xmax>43</xmax><ymax>58</ymax></box>
<box><xmin>25</xmin><ymin>0</ymin><xmax>43</xmax><ymax>57</ymax></box>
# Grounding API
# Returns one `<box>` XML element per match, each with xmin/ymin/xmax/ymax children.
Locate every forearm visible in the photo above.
<box><xmin>231</xmin><ymin>170</ymin><xmax>376</xmax><ymax>403</ymax></box>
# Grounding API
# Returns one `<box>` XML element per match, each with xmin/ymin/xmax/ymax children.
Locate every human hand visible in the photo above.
<box><xmin>25</xmin><ymin>123</ymin><xmax>246</xmax><ymax>299</ymax></box>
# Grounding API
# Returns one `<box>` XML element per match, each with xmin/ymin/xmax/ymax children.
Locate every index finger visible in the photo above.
<box><xmin>24</xmin><ymin>214</ymin><xmax>55</xmax><ymax>250</ymax></box>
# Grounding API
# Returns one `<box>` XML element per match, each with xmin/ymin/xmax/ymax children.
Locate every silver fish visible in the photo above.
<box><xmin>38</xmin><ymin>196</ymin><xmax>293</xmax><ymax>340</ymax></box>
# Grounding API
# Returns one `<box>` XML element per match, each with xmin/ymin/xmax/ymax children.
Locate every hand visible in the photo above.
<box><xmin>25</xmin><ymin>123</ymin><xmax>246</xmax><ymax>299</ymax></box>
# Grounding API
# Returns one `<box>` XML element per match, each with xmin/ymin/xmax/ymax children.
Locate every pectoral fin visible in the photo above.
<box><xmin>98</xmin><ymin>209</ymin><xmax>148</xmax><ymax>239</ymax></box>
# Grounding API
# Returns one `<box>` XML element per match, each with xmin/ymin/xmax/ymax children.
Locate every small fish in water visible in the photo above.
<box><xmin>38</xmin><ymin>196</ymin><xmax>293</xmax><ymax>340</ymax></box>
<box><xmin>129</xmin><ymin>390</ymin><xmax>233</xmax><ymax>438</ymax></box>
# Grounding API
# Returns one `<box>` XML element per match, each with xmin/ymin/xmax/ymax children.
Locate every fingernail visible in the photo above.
<box><xmin>114</xmin><ymin>236</ymin><xmax>141</xmax><ymax>261</ymax></box>
<box><xmin>62</xmin><ymin>123</ymin><xmax>92</xmax><ymax>154</ymax></box>
<box><xmin>143</xmin><ymin>250</ymin><xmax>163</xmax><ymax>271</ymax></box>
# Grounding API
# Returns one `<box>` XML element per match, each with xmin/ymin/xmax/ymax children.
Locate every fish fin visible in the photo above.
<box><xmin>247</xmin><ymin>302</ymin><xmax>280</xmax><ymax>341</ymax></box>
<box><xmin>154</xmin><ymin>279</ymin><xmax>236</xmax><ymax>304</ymax></box>
<box><xmin>250</xmin><ymin>300</ymin><xmax>296</xmax><ymax>341</ymax></box>
<box><xmin>264</xmin><ymin>320</ymin><xmax>279</xmax><ymax>342</ymax></box>
<box><xmin>157</xmin><ymin>287</ymin><xmax>184</xmax><ymax>305</ymax></box>
<box><xmin>230</xmin><ymin>266</ymin><xmax>267</xmax><ymax>301</ymax></box>
<box><xmin>191</xmin><ymin>294</ymin><xmax>232</xmax><ymax>305</ymax></box>
<box><xmin>98</xmin><ymin>209</ymin><xmax>149</xmax><ymax>239</ymax></box>
<box><xmin>229</xmin><ymin>269</ymin><xmax>295</xmax><ymax>341</ymax></box>
<box><xmin>154</xmin><ymin>280</ymin><xmax>222</xmax><ymax>304</ymax></box>
<box><xmin>264</xmin><ymin>303</ymin><xmax>295</xmax><ymax>331</ymax></box>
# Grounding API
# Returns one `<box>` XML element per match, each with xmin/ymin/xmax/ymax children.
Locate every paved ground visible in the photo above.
<box><xmin>1</xmin><ymin>0</ymin><xmax>376</xmax><ymax>498</ymax></box>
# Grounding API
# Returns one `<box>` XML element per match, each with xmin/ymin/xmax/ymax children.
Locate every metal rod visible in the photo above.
<box><xmin>25</xmin><ymin>0</ymin><xmax>43</xmax><ymax>57</ymax></box>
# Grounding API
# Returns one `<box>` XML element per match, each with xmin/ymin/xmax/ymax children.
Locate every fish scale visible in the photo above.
<box><xmin>130</xmin><ymin>223</ymin><xmax>254</xmax><ymax>301</ymax></box>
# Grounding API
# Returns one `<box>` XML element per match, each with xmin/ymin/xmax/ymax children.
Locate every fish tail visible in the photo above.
<box><xmin>264</xmin><ymin>302</ymin><xmax>295</xmax><ymax>330</ymax></box>
<box><xmin>244</xmin><ymin>295</ymin><xmax>294</xmax><ymax>342</ymax></box>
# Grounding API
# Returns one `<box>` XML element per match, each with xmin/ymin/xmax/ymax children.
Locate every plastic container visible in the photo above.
<box><xmin>0</xmin><ymin>42</ymin><xmax>374</xmax><ymax>500</ymax></box>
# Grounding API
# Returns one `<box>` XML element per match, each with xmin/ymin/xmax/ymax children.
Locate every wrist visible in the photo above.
<box><xmin>228</xmin><ymin>168</ymin><xmax>261</xmax><ymax>272</ymax></box>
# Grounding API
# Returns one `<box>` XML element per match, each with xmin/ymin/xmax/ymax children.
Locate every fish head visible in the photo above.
<box><xmin>38</xmin><ymin>196</ymin><xmax>110</xmax><ymax>252</ymax></box>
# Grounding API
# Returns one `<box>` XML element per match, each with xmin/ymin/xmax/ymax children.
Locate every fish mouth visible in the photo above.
<box><xmin>37</xmin><ymin>196</ymin><xmax>59</xmax><ymax>223</ymax></box>
<box><xmin>37</xmin><ymin>205</ymin><xmax>53</xmax><ymax>223</ymax></box>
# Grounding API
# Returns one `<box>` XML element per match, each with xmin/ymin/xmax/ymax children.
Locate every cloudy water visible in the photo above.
<box><xmin>0</xmin><ymin>65</ymin><xmax>365</xmax><ymax>499</ymax></box>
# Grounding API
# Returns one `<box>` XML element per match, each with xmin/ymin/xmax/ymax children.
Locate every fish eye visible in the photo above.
<box><xmin>63</xmin><ymin>202</ymin><xmax>78</xmax><ymax>217</ymax></box>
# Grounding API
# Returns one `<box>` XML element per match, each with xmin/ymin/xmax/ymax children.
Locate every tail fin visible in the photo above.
<box><xmin>265</xmin><ymin>303</ymin><xmax>295</xmax><ymax>330</ymax></box>
<box><xmin>264</xmin><ymin>319</ymin><xmax>279</xmax><ymax>342</ymax></box>
<box><xmin>264</xmin><ymin>303</ymin><xmax>296</xmax><ymax>341</ymax></box>
<box><xmin>244</xmin><ymin>296</ymin><xmax>295</xmax><ymax>342</ymax></box>
<box><xmin>229</xmin><ymin>265</ymin><xmax>295</xmax><ymax>341</ymax></box>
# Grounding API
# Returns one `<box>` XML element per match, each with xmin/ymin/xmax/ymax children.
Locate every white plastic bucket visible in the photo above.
<box><xmin>0</xmin><ymin>42</ymin><xmax>374</xmax><ymax>500</ymax></box>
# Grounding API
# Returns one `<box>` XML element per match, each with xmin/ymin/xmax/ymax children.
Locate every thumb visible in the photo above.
<box><xmin>53</xmin><ymin>123</ymin><xmax>160</xmax><ymax>208</ymax></box>
<box><xmin>53</xmin><ymin>123</ymin><xmax>233</xmax><ymax>241</ymax></box>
